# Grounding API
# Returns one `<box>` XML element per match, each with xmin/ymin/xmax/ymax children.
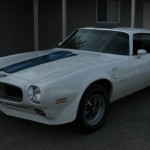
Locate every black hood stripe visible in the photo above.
<box><xmin>0</xmin><ymin>51</ymin><xmax>77</xmax><ymax>74</ymax></box>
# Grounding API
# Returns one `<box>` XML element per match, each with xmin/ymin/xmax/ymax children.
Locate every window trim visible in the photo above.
<box><xmin>96</xmin><ymin>0</ymin><xmax>121</xmax><ymax>24</ymax></box>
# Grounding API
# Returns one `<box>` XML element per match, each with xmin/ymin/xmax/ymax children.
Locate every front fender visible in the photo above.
<box><xmin>40</xmin><ymin>70</ymin><xmax>113</xmax><ymax>124</ymax></box>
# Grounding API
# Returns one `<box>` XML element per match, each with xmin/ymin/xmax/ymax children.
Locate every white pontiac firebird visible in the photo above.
<box><xmin>0</xmin><ymin>27</ymin><xmax>150</xmax><ymax>132</ymax></box>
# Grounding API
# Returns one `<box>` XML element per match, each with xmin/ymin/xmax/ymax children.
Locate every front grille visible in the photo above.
<box><xmin>0</xmin><ymin>83</ymin><xmax>23</xmax><ymax>102</ymax></box>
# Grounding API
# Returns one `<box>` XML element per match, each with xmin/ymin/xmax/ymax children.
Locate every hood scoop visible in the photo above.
<box><xmin>0</xmin><ymin>51</ymin><xmax>77</xmax><ymax>74</ymax></box>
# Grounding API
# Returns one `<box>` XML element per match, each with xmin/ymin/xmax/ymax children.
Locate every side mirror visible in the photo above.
<box><xmin>137</xmin><ymin>49</ymin><xmax>147</xmax><ymax>58</ymax></box>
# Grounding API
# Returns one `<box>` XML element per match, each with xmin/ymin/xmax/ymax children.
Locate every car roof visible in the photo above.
<box><xmin>81</xmin><ymin>27</ymin><xmax>150</xmax><ymax>35</ymax></box>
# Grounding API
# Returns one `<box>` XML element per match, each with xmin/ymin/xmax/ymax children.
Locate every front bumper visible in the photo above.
<box><xmin>0</xmin><ymin>102</ymin><xmax>56</xmax><ymax>125</ymax></box>
<box><xmin>0</xmin><ymin>75</ymin><xmax>52</xmax><ymax>124</ymax></box>
<box><xmin>0</xmin><ymin>74</ymin><xmax>80</xmax><ymax>125</ymax></box>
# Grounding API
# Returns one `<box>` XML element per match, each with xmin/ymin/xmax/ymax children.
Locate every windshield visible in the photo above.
<box><xmin>59</xmin><ymin>29</ymin><xmax>129</xmax><ymax>55</ymax></box>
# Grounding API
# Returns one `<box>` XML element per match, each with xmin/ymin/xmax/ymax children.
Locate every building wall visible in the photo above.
<box><xmin>67</xmin><ymin>0</ymin><xmax>132</xmax><ymax>35</ymax></box>
<box><xmin>67</xmin><ymin>0</ymin><xmax>96</xmax><ymax>34</ymax></box>
<box><xmin>0</xmin><ymin>0</ymin><xmax>147</xmax><ymax>57</ymax></box>
<box><xmin>135</xmin><ymin>0</ymin><xmax>144</xmax><ymax>28</ymax></box>
<box><xmin>0</xmin><ymin>0</ymin><xmax>34</xmax><ymax>57</ymax></box>
<box><xmin>38</xmin><ymin>0</ymin><xmax>132</xmax><ymax>50</ymax></box>
<box><xmin>120</xmin><ymin>0</ymin><xmax>131</xmax><ymax>27</ymax></box>
<box><xmin>39</xmin><ymin>0</ymin><xmax>62</xmax><ymax>50</ymax></box>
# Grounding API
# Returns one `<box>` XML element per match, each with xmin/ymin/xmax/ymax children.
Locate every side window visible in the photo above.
<box><xmin>133</xmin><ymin>33</ymin><xmax>150</xmax><ymax>55</ymax></box>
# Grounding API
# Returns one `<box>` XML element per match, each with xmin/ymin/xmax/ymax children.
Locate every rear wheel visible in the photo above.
<box><xmin>76</xmin><ymin>85</ymin><xmax>110</xmax><ymax>132</ymax></box>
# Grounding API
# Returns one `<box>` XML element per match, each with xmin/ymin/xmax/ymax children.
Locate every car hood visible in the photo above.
<box><xmin>0</xmin><ymin>48</ymin><xmax>123</xmax><ymax>82</ymax></box>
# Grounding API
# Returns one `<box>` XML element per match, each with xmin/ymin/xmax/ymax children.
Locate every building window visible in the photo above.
<box><xmin>97</xmin><ymin>0</ymin><xmax>120</xmax><ymax>23</ymax></box>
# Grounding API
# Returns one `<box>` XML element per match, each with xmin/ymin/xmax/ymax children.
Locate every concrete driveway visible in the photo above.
<box><xmin>0</xmin><ymin>87</ymin><xmax>150</xmax><ymax>150</ymax></box>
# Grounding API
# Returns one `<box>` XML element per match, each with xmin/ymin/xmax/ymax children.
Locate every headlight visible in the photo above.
<box><xmin>28</xmin><ymin>86</ymin><xmax>41</xmax><ymax>104</ymax></box>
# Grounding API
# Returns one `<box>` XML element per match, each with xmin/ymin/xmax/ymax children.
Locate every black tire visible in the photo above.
<box><xmin>76</xmin><ymin>84</ymin><xmax>110</xmax><ymax>133</ymax></box>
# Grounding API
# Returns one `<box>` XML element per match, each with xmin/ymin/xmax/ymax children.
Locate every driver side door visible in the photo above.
<box><xmin>128</xmin><ymin>33</ymin><xmax>150</xmax><ymax>92</ymax></box>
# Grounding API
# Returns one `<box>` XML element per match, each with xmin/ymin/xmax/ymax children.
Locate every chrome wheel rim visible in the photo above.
<box><xmin>83</xmin><ymin>94</ymin><xmax>105</xmax><ymax>126</ymax></box>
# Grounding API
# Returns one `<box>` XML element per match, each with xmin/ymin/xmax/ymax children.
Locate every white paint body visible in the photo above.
<box><xmin>0</xmin><ymin>27</ymin><xmax>150</xmax><ymax>125</ymax></box>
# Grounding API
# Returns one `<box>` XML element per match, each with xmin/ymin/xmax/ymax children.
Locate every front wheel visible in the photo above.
<box><xmin>76</xmin><ymin>85</ymin><xmax>110</xmax><ymax>133</ymax></box>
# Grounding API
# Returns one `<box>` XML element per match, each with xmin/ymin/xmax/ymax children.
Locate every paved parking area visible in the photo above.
<box><xmin>0</xmin><ymin>87</ymin><xmax>150</xmax><ymax>150</ymax></box>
